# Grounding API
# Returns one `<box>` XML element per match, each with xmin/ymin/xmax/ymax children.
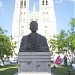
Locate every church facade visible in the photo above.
<box><xmin>12</xmin><ymin>0</ymin><xmax>57</xmax><ymax>54</ymax></box>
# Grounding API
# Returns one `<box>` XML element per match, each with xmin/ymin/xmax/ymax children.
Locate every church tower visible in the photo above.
<box><xmin>39</xmin><ymin>0</ymin><xmax>56</xmax><ymax>39</ymax></box>
<box><xmin>12</xmin><ymin>0</ymin><xmax>56</xmax><ymax>55</ymax></box>
<box><xmin>12</xmin><ymin>0</ymin><xmax>29</xmax><ymax>53</ymax></box>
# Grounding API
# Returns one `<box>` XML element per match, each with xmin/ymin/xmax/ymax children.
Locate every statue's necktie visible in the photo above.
<box><xmin>32</xmin><ymin>34</ymin><xmax>37</xmax><ymax>45</ymax></box>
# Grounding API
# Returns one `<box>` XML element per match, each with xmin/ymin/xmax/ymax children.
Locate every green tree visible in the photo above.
<box><xmin>69</xmin><ymin>18</ymin><xmax>75</xmax><ymax>32</ymax></box>
<box><xmin>0</xmin><ymin>27</ymin><xmax>16</xmax><ymax>64</ymax></box>
<box><xmin>49</xmin><ymin>35</ymin><xmax>57</xmax><ymax>54</ymax></box>
<box><xmin>49</xmin><ymin>30</ymin><xmax>67</xmax><ymax>54</ymax></box>
<box><xmin>49</xmin><ymin>18</ymin><xmax>75</xmax><ymax>55</ymax></box>
<box><xmin>67</xmin><ymin>18</ymin><xmax>75</xmax><ymax>53</ymax></box>
<box><xmin>0</xmin><ymin>27</ymin><xmax>7</xmax><ymax>35</ymax></box>
<box><xmin>56</xmin><ymin>30</ymin><xmax>68</xmax><ymax>54</ymax></box>
<box><xmin>67</xmin><ymin>33</ymin><xmax>75</xmax><ymax>53</ymax></box>
<box><xmin>0</xmin><ymin>35</ymin><xmax>13</xmax><ymax>57</ymax></box>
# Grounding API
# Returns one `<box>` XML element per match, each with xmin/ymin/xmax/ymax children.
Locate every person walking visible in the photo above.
<box><xmin>64</xmin><ymin>55</ymin><xmax>67</xmax><ymax>66</ymax></box>
<box><xmin>72</xmin><ymin>61</ymin><xmax>75</xmax><ymax>70</ymax></box>
<box><xmin>55</xmin><ymin>56</ymin><xmax>62</xmax><ymax>68</ymax></box>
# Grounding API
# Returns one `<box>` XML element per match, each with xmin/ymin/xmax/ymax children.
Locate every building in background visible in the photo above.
<box><xmin>12</xmin><ymin>0</ymin><xmax>57</xmax><ymax>55</ymax></box>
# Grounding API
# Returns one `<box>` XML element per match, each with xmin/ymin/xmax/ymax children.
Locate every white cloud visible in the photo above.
<box><xmin>54</xmin><ymin>0</ymin><xmax>64</xmax><ymax>4</ymax></box>
<box><xmin>68</xmin><ymin>0</ymin><xmax>75</xmax><ymax>2</ymax></box>
<box><xmin>54</xmin><ymin>0</ymin><xmax>75</xmax><ymax>4</ymax></box>
<box><xmin>0</xmin><ymin>0</ymin><xmax>4</xmax><ymax>13</ymax></box>
<box><xmin>66</xmin><ymin>0</ymin><xmax>75</xmax><ymax>2</ymax></box>
<box><xmin>0</xmin><ymin>0</ymin><xmax>2</xmax><ymax>8</ymax></box>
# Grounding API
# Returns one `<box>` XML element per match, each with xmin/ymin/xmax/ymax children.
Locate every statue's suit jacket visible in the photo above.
<box><xmin>19</xmin><ymin>33</ymin><xmax>49</xmax><ymax>52</ymax></box>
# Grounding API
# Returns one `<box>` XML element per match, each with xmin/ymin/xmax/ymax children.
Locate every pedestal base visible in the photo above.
<box><xmin>18</xmin><ymin>52</ymin><xmax>51</xmax><ymax>74</ymax></box>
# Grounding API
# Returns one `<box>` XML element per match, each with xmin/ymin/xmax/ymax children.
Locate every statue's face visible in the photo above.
<box><xmin>30</xmin><ymin>22</ymin><xmax>38</xmax><ymax>32</ymax></box>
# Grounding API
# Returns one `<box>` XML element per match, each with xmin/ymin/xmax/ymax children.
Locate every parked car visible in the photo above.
<box><xmin>72</xmin><ymin>56</ymin><xmax>75</xmax><ymax>62</ymax></box>
<box><xmin>10</xmin><ymin>60</ymin><xmax>17</xmax><ymax>64</ymax></box>
<box><xmin>0</xmin><ymin>59</ymin><xmax>4</xmax><ymax>66</ymax></box>
<box><xmin>4</xmin><ymin>59</ymin><xmax>10</xmax><ymax>65</ymax></box>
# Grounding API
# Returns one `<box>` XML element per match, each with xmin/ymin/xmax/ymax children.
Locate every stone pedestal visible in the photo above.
<box><xmin>18</xmin><ymin>52</ymin><xmax>51</xmax><ymax>74</ymax></box>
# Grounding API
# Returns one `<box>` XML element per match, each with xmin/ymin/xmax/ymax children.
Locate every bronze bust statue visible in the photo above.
<box><xmin>19</xmin><ymin>21</ymin><xmax>49</xmax><ymax>52</ymax></box>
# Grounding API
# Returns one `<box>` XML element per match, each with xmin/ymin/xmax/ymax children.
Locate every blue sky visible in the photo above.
<box><xmin>0</xmin><ymin>0</ymin><xmax>75</xmax><ymax>36</ymax></box>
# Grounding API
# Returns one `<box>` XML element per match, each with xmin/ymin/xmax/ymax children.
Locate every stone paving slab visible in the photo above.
<box><xmin>14</xmin><ymin>72</ymin><xmax>55</xmax><ymax>75</ymax></box>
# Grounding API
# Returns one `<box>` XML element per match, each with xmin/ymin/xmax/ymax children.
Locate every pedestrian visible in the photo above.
<box><xmin>55</xmin><ymin>56</ymin><xmax>62</xmax><ymax>68</ymax></box>
<box><xmin>64</xmin><ymin>55</ymin><xmax>67</xmax><ymax>66</ymax></box>
<box><xmin>72</xmin><ymin>61</ymin><xmax>75</xmax><ymax>70</ymax></box>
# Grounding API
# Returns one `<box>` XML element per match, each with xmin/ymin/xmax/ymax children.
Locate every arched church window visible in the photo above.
<box><xmin>21</xmin><ymin>26</ymin><xmax>24</xmax><ymax>28</ymax></box>
<box><xmin>46</xmin><ymin>12</ymin><xmax>48</xmax><ymax>14</ymax></box>
<box><xmin>21</xmin><ymin>26</ymin><xmax>24</xmax><ymax>36</ymax></box>
<box><xmin>45</xmin><ymin>26</ymin><xmax>47</xmax><ymax>28</ymax></box>
<box><xmin>24</xmin><ymin>12</ymin><xmax>25</xmax><ymax>14</ymax></box>
<box><xmin>20</xmin><ymin>0</ymin><xmax>23</xmax><ymax>8</ymax></box>
<box><xmin>21</xmin><ymin>12</ymin><xmax>22</xmax><ymax>14</ymax></box>
<box><xmin>24</xmin><ymin>0</ymin><xmax>26</xmax><ymax>8</ymax></box>
<box><xmin>30</xmin><ymin>19</ymin><xmax>33</xmax><ymax>21</ymax></box>
<box><xmin>46</xmin><ymin>0</ymin><xmax>48</xmax><ymax>5</ymax></box>
<box><xmin>42</xmin><ymin>0</ymin><xmax>44</xmax><ymax>5</ymax></box>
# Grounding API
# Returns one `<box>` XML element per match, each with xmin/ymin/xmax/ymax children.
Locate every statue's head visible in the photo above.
<box><xmin>30</xmin><ymin>21</ymin><xmax>38</xmax><ymax>32</ymax></box>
